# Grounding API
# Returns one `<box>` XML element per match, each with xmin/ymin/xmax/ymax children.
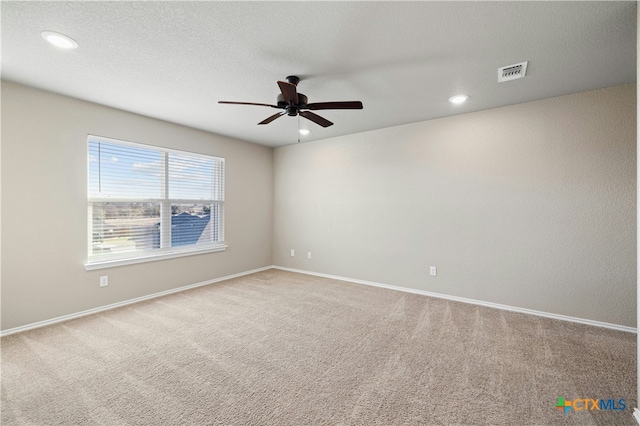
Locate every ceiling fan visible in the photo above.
<box><xmin>218</xmin><ymin>76</ymin><xmax>363</xmax><ymax>128</ymax></box>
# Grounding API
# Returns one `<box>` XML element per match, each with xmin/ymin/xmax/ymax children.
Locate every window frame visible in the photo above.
<box><xmin>84</xmin><ymin>135</ymin><xmax>226</xmax><ymax>271</ymax></box>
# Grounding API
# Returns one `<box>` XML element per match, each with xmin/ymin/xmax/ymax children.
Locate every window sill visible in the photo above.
<box><xmin>84</xmin><ymin>244</ymin><xmax>228</xmax><ymax>271</ymax></box>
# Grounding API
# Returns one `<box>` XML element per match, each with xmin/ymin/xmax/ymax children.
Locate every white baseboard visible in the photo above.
<box><xmin>3</xmin><ymin>264</ymin><xmax>634</xmax><ymax>337</ymax></box>
<box><xmin>0</xmin><ymin>266</ymin><xmax>273</xmax><ymax>337</ymax></box>
<box><xmin>273</xmin><ymin>266</ymin><xmax>637</xmax><ymax>334</ymax></box>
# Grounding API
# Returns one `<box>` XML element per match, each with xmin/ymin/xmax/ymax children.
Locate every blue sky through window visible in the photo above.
<box><xmin>88</xmin><ymin>140</ymin><xmax>219</xmax><ymax>200</ymax></box>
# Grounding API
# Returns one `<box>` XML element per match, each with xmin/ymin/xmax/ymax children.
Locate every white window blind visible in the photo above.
<box><xmin>86</xmin><ymin>135</ymin><xmax>225</xmax><ymax>268</ymax></box>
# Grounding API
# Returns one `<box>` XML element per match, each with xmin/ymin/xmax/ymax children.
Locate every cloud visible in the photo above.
<box><xmin>133</xmin><ymin>160</ymin><xmax>161</xmax><ymax>170</ymax></box>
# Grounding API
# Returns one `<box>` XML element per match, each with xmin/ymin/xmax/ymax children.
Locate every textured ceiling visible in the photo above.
<box><xmin>1</xmin><ymin>1</ymin><xmax>636</xmax><ymax>147</ymax></box>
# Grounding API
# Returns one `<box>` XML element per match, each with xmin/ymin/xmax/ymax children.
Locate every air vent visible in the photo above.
<box><xmin>498</xmin><ymin>61</ymin><xmax>528</xmax><ymax>82</ymax></box>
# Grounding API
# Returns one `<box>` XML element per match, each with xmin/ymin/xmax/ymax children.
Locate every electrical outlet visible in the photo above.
<box><xmin>290</xmin><ymin>249</ymin><xmax>295</xmax><ymax>257</ymax></box>
<box><xmin>100</xmin><ymin>276</ymin><xmax>109</xmax><ymax>287</ymax></box>
<box><xmin>430</xmin><ymin>266</ymin><xmax>437</xmax><ymax>277</ymax></box>
<box><xmin>307</xmin><ymin>252</ymin><xmax>312</xmax><ymax>259</ymax></box>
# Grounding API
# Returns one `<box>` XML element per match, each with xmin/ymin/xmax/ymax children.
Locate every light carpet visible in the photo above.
<box><xmin>1</xmin><ymin>269</ymin><xmax>636</xmax><ymax>425</ymax></box>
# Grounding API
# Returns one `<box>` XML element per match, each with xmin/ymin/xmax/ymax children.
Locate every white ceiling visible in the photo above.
<box><xmin>1</xmin><ymin>1</ymin><xmax>636</xmax><ymax>148</ymax></box>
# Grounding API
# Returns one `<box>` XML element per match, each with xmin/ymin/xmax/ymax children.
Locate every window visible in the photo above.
<box><xmin>85</xmin><ymin>135</ymin><xmax>225</xmax><ymax>269</ymax></box>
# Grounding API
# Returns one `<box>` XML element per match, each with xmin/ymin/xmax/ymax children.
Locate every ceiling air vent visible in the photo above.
<box><xmin>498</xmin><ymin>61</ymin><xmax>528</xmax><ymax>82</ymax></box>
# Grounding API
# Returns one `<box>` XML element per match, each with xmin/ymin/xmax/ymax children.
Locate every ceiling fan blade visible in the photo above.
<box><xmin>219</xmin><ymin>101</ymin><xmax>280</xmax><ymax>108</ymax></box>
<box><xmin>277</xmin><ymin>81</ymin><xmax>298</xmax><ymax>104</ymax></box>
<box><xmin>304</xmin><ymin>101</ymin><xmax>363</xmax><ymax>110</ymax></box>
<box><xmin>258</xmin><ymin>111</ymin><xmax>286</xmax><ymax>125</ymax></box>
<box><xmin>300</xmin><ymin>111</ymin><xmax>333</xmax><ymax>128</ymax></box>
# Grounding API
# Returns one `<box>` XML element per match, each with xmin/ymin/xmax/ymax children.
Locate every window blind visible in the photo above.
<box><xmin>87</xmin><ymin>135</ymin><xmax>224</xmax><ymax>264</ymax></box>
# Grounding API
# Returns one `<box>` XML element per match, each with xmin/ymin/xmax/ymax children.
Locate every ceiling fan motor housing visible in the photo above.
<box><xmin>277</xmin><ymin>93</ymin><xmax>308</xmax><ymax>116</ymax></box>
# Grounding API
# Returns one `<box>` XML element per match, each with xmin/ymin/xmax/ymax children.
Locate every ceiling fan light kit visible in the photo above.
<box><xmin>219</xmin><ymin>75</ymin><xmax>363</xmax><ymax>128</ymax></box>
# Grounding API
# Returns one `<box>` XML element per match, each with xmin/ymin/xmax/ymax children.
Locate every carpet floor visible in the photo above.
<box><xmin>1</xmin><ymin>269</ymin><xmax>636</xmax><ymax>425</ymax></box>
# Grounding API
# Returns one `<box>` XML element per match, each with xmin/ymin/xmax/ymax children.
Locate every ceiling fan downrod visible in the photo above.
<box><xmin>285</xmin><ymin>75</ymin><xmax>300</xmax><ymax>86</ymax></box>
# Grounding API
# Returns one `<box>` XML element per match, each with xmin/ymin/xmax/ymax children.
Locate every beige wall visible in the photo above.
<box><xmin>274</xmin><ymin>84</ymin><xmax>637</xmax><ymax>327</ymax></box>
<box><xmin>636</xmin><ymin>2</ymin><xmax>640</xmax><ymax>401</ymax></box>
<box><xmin>1</xmin><ymin>81</ymin><xmax>273</xmax><ymax>330</ymax></box>
<box><xmin>2</xmin><ymin>81</ymin><xmax>636</xmax><ymax>331</ymax></box>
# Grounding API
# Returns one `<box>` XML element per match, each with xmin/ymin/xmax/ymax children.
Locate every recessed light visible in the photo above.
<box><xmin>298</xmin><ymin>129</ymin><xmax>310</xmax><ymax>136</ymax></box>
<box><xmin>41</xmin><ymin>31</ymin><xmax>78</xmax><ymax>49</ymax></box>
<box><xmin>449</xmin><ymin>94</ymin><xmax>469</xmax><ymax>105</ymax></box>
